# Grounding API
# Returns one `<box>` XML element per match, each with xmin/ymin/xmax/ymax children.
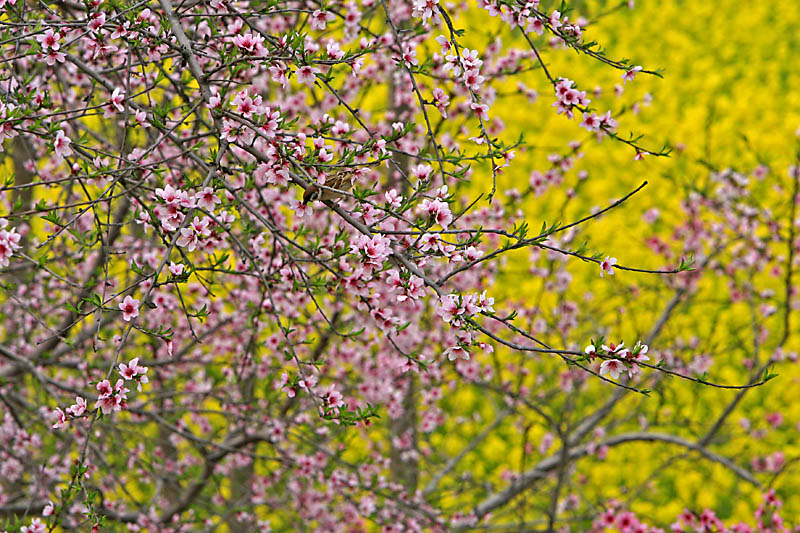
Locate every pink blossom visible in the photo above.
<box><xmin>87</xmin><ymin>11</ymin><xmax>106</xmax><ymax>32</ymax></box>
<box><xmin>470</xmin><ymin>102</ymin><xmax>489</xmax><ymax>121</ymax></box>
<box><xmin>65</xmin><ymin>396</ymin><xmax>87</xmax><ymax>417</ymax></box>
<box><xmin>21</xmin><ymin>518</ymin><xmax>47</xmax><ymax>533</ymax></box>
<box><xmin>195</xmin><ymin>187</ymin><xmax>221</xmax><ymax>211</ymax></box>
<box><xmin>527</xmin><ymin>17</ymin><xmax>544</xmax><ymax>35</ymax></box>
<box><xmin>232</xmin><ymin>32</ymin><xmax>265</xmax><ymax>54</ymax></box>
<box><xmin>600</xmin><ymin>256</ymin><xmax>617</xmax><ymax>278</ymax></box>
<box><xmin>44</xmin><ymin>49</ymin><xmax>66</xmax><ymax>65</ymax></box>
<box><xmin>0</xmin><ymin>219</ymin><xmax>22</xmax><ymax>267</ymax></box>
<box><xmin>309</xmin><ymin>9</ymin><xmax>334</xmax><ymax>31</ymax></box>
<box><xmin>290</xmin><ymin>198</ymin><xmax>314</xmax><ymax>217</ymax></box>
<box><xmin>168</xmin><ymin>262</ymin><xmax>185</xmax><ymax>276</ymax></box>
<box><xmin>580</xmin><ymin>112</ymin><xmax>603</xmax><ymax>132</ymax></box>
<box><xmin>599</xmin><ymin>359</ymin><xmax>624</xmax><ymax>380</ymax></box>
<box><xmin>36</xmin><ymin>28</ymin><xmax>61</xmax><ymax>50</ymax></box>
<box><xmin>323</xmin><ymin>384</ymin><xmax>345</xmax><ymax>411</ymax></box>
<box><xmin>119</xmin><ymin>295</ymin><xmax>140</xmax><ymax>321</ymax></box>
<box><xmin>602</xmin><ymin>341</ymin><xmax>624</xmax><ymax>354</ymax></box>
<box><xmin>435</xmin><ymin>35</ymin><xmax>451</xmax><ymax>54</ymax></box>
<box><xmin>412</xmin><ymin>164</ymin><xmax>433</xmax><ymax>182</ymax></box>
<box><xmin>384</xmin><ymin>189</ymin><xmax>403</xmax><ymax>208</ymax></box>
<box><xmin>296</xmin><ymin>65</ymin><xmax>320</xmax><ymax>86</ymax></box>
<box><xmin>432</xmin><ymin>87</ymin><xmax>450</xmax><ymax>117</ymax></box>
<box><xmin>326</xmin><ymin>41</ymin><xmax>345</xmax><ymax>60</ymax></box>
<box><xmin>622</xmin><ymin>65</ymin><xmax>643</xmax><ymax>84</ymax></box>
<box><xmin>52</xmin><ymin>407</ymin><xmax>66</xmax><ymax>429</ymax></box>
<box><xmin>445</xmin><ymin>344</ymin><xmax>470</xmax><ymax>361</ymax></box>
<box><xmin>95</xmin><ymin>379</ymin><xmax>129</xmax><ymax>414</ymax></box>
<box><xmin>279</xmin><ymin>372</ymin><xmax>296</xmax><ymax>398</ymax></box>
<box><xmin>105</xmin><ymin>87</ymin><xmax>125</xmax><ymax>117</ymax></box>
<box><xmin>177</xmin><ymin>216</ymin><xmax>211</xmax><ymax>251</ymax></box>
<box><xmin>119</xmin><ymin>357</ymin><xmax>149</xmax><ymax>391</ymax></box>
<box><xmin>550</xmin><ymin>10</ymin><xmax>563</xmax><ymax>30</ymax></box>
<box><xmin>119</xmin><ymin>357</ymin><xmax>141</xmax><ymax>379</ymax></box>
<box><xmin>269</xmin><ymin>62</ymin><xmax>289</xmax><ymax>88</ymax></box>
<box><xmin>419</xmin><ymin>198</ymin><xmax>453</xmax><ymax>228</ymax></box>
<box><xmin>412</xmin><ymin>0</ymin><xmax>440</xmax><ymax>23</ymax></box>
<box><xmin>97</xmin><ymin>379</ymin><xmax>113</xmax><ymax>397</ymax></box>
<box><xmin>398</xmin><ymin>44</ymin><xmax>418</xmax><ymax>66</ymax></box>
<box><xmin>111</xmin><ymin>21</ymin><xmax>130</xmax><ymax>39</ymax></box>
<box><xmin>350</xmin><ymin>233</ymin><xmax>392</xmax><ymax>268</ymax></box>
<box><xmin>53</xmin><ymin>130</ymin><xmax>72</xmax><ymax>159</ymax></box>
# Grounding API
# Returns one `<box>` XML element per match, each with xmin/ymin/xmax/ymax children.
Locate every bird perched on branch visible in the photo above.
<box><xmin>302</xmin><ymin>161</ymin><xmax>381</xmax><ymax>205</ymax></box>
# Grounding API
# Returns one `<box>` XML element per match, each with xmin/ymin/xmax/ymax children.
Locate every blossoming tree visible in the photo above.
<box><xmin>0</xmin><ymin>0</ymin><xmax>796</xmax><ymax>531</ymax></box>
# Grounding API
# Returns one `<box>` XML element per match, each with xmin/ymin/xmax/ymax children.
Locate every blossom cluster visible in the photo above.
<box><xmin>0</xmin><ymin>218</ymin><xmax>22</xmax><ymax>267</ymax></box>
<box><xmin>585</xmin><ymin>340</ymin><xmax>650</xmax><ymax>380</ymax></box>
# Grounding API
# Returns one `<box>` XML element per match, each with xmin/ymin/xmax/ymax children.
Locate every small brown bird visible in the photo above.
<box><xmin>302</xmin><ymin>162</ymin><xmax>380</xmax><ymax>205</ymax></box>
<box><xmin>302</xmin><ymin>168</ymin><xmax>357</xmax><ymax>205</ymax></box>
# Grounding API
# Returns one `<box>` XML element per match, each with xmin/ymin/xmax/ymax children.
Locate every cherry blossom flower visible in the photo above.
<box><xmin>0</xmin><ymin>219</ymin><xmax>22</xmax><ymax>267</ymax></box>
<box><xmin>602</xmin><ymin>341</ymin><xmax>624</xmax><ymax>354</ymax></box>
<box><xmin>411</xmin><ymin>164</ymin><xmax>433</xmax><ymax>182</ymax></box>
<box><xmin>580</xmin><ymin>112</ymin><xmax>603</xmax><ymax>132</ymax></box>
<box><xmin>477</xmin><ymin>290</ymin><xmax>495</xmax><ymax>313</ymax></box>
<box><xmin>52</xmin><ymin>130</ymin><xmax>72</xmax><ymax>159</ymax></box>
<box><xmin>168</xmin><ymin>262</ymin><xmax>185</xmax><ymax>276</ymax></box>
<box><xmin>326</xmin><ymin>41</ymin><xmax>345</xmax><ymax>60</ymax></box>
<box><xmin>104</xmin><ymin>87</ymin><xmax>126</xmax><ymax>117</ymax></box>
<box><xmin>296</xmin><ymin>65</ymin><xmax>320</xmax><ymax>86</ymax></box>
<box><xmin>550</xmin><ymin>9</ymin><xmax>563</xmax><ymax>30</ymax></box>
<box><xmin>195</xmin><ymin>187</ymin><xmax>221</xmax><ymax>211</ymax></box>
<box><xmin>419</xmin><ymin>198</ymin><xmax>453</xmax><ymax>228</ymax></box>
<box><xmin>398</xmin><ymin>44</ymin><xmax>418</xmax><ymax>67</ymax></box>
<box><xmin>119</xmin><ymin>295</ymin><xmax>140</xmax><ymax>322</ymax></box>
<box><xmin>232</xmin><ymin>32</ymin><xmax>265</xmax><ymax>55</ymax></box>
<box><xmin>269</xmin><ymin>62</ymin><xmax>289</xmax><ymax>88</ymax></box>
<box><xmin>599</xmin><ymin>359</ymin><xmax>625</xmax><ymax>380</ymax></box>
<box><xmin>470</xmin><ymin>102</ymin><xmax>489</xmax><ymax>121</ymax></box>
<box><xmin>177</xmin><ymin>216</ymin><xmax>211</xmax><ymax>251</ymax></box>
<box><xmin>65</xmin><ymin>396</ymin><xmax>87</xmax><ymax>417</ymax></box>
<box><xmin>36</xmin><ymin>28</ymin><xmax>61</xmax><ymax>50</ymax></box>
<box><xmin>119</xmin><ymin>357</ymin><xmax>149</xmax><ymax>391</ymax></box>
<box><xmin>632</xmin><ymin>341</ymin><xmax>649</xmax><ymax>359</ymax></box>
<box><xmin>412</xmin><ymin>0</ymin><xmax>440</xmax><ymax>23</ymax></box>
<box><xmin>44</xmin><ymin>48</ymin><xmax>66</xmax><ymax>66</ymax></box>
<box><xmin>95</xmin><ymin>379</ymin><xmax>129</xmax><ymax>414</ymax></box>
<box><xmin>290</xmin><ymin>198</ymin><xmax>314</xmax><ymax>218</ymax></box>
<box><xmin>87</xmin><ymin>11</ymin><xmax>105</xmax><ymax>32</ymax></box>
<box><xmin>350</xmin><ymin>234</ymin><xmax>392</xmax><ymax>269</ymax></box>
<box><xmin>527</xmin><ymin>16</ymin><xmax>544</xmax><ymax>35</ymax></box>
<box><xmin>323</xmin><ymin>384</ymin><xmax>345</xmax><ymax>412</ymax></box>
<box><xmin>111</xmin><ymin>21</ymin><xmax>130</xmax><ymax>39</ymax></box>
<box><xmin>310</xmin><ymin>9</ymin><xmax>335</xmax><ymax>31</ymax></box>
<box><xmin>384</xmin><ymin>189</ymin><xmax>403</xmax><ymax>208</ymax></box>
<box><xmin>444</xmin><ymin>344</ymin><xmax>470</xmax><ymax>361</ymax></box>
<box><xmin>435</xmin><ymin>35</ymin><xmax>451</xmax><ymax>54</ymax></box>
<box><xmin>21</xmin><ymin>518</ymin><xmax>47</xmax><ymax>533</ymax></box>
<box><xmin>118</xmin><ymin>357</ymin><xmax>142</xmax><ymax>379</ymax></box>
<box><xmin>436</xmin><ymin>294</ymin><xmax>461</xmax><ymax>323</ymax></box>
<box><xmin>432</xmin><ymin>88</ymin><xmax>450</xmax><ymax>117</ymax></box>
<box><xmin>622</xmin><ymin>65</ymin><xmax>643</xmax><ymax>83</ymax></box>
<box><xmin>600</xmin><ymin>256</ymin><xmax>617</xmax><ymax>278</ymax></box>
<box><xmin>52</xmin><ymin>407</ymin><xmax>66</xmax><ymax>429</ymax></box>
